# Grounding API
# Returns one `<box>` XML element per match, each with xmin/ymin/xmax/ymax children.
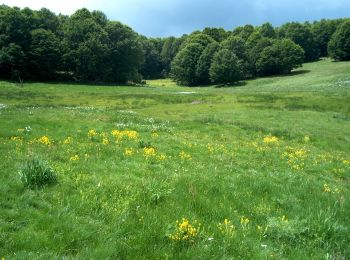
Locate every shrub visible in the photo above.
<box><xmin>19</xmin><ymin>157</ymin><xmax>57</xmax><ymax>188</ymax></box>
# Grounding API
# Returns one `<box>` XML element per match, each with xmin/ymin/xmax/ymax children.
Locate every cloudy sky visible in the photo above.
<box><xmin>2</xmin><ymin>0</ymin><xmax>349</xmax><ymax>37</ymax></box>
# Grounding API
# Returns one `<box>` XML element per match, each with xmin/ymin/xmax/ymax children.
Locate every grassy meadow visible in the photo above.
<box><xmin>0</xmin><ymin>59</ymin><xmax>350</xmax><ymax>259</ymax></box>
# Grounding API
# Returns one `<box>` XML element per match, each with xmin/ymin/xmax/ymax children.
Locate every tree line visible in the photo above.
<box><xmin>0</xmin><ymin>5</ymin><xmax>349</xmax><ymax>85</ymax></box>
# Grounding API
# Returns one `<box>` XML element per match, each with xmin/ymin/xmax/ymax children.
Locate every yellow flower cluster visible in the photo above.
<box><xmin>157</xmin><ymin>154</ymin><xmax>166</xmax><ymax>161</ymax></box>
<box><xmin>169</xmin><ymin>218</ymin><xmax>200</xmax><ymax>242</ymax></box>
<box><xmin>323</xmin><ymin>184</ymin><xmax>331</xmax><ymax>193</ymax></box>
<box><xmin>124</xmin><ymin>148</ymin><xmax>134</xmax><ymax>156</ymax></box>
<box><xmin>10</xmin><ymin>136</ymin><xmax>23</xmax><ymax>142</ymax></box>
<box><xmin>88</xmin><ymin>129</ymin><xmax>97</xmax><ymax>138</ymax></box>
<box><xmin>240</xmin><ymin>216</ymin><xmax>250</xmax><ymax>227</ymax></box>
<box><xmin>151</xmin><ymin>132</ymin><xmax>159</xmax><ymax>138</ymax></box>
<box><xmin>102</xmin><ymin>137</ymin><xmax>109</xmax><ymax>145</ymax></box>
<box><xmin>207</xmin><ymin>144</ymin><xmax>214</xmax><ymax>153</ymax></box>
<box><xmin>343</xmin><ymin>159</ymin><xmax>350</xmax><ymax>165</ymax></box>
<box><xmin>111</xmin><ymin>130</ymin><xmax>139</xmax><ymax>140</ymax></box>
<box><xmin>143</xmin><ymin>147</ymin><xmax>156</xmax><ymax>158</ymax></box>
<box><xmin>323</xmin><ymin>183</ymin><xmax>340</xmax><ymax>194</ymax></box>
<box><xmin>63</xmin><ymin>136</ymin><xmax>73</xmax><ymax>144</ymax></box>
<box><xmin>218</xmin><ymin>219</ymin><xmax>235</xmax><ymax>236</ymax></box>
<box><xmin>70</xmin><ymin>155</ymin><xmax>79</xmax><ymax>161</ymax></box>
<box><xmin>263</xmin><ymin>135</ymin><xmax>279</xmax><ymax>144</ymax></box>
<box><xmin>37</xmin><ymin>136</ymin><xmax>51</xmax><ymax>146</ymax></box>
<box><xmin>282</xmin><ymin>148</ymin><xmax>307</xmax><ymax>170</ymax></box>
<box><xmin>179</xmin><ymin>151</ymin><xmax>192</xmax><ymax>160</ymax></box>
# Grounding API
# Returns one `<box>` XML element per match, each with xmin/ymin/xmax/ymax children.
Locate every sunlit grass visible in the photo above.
<box><xmin>0</xmin><ymin>59</ymin><xmax>349</xmax><ymax>258</ymax></box>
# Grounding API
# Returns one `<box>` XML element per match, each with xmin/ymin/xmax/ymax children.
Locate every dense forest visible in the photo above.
<box><xmin>0</xmin><ymin>5</ymin><xmax>349</xmax><ymax>85</ymax></box>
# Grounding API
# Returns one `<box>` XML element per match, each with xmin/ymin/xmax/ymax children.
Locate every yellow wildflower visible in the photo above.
<box><xmin>38</xmin><ymin>136</ymin><xmax>51</xmax><ymax>146</ymax></box>
<box><xmin>102</xmin><ymin>137</ymin><xmax>109</xmax><ymax>145</ymax></box>
<box><xmin>342</xmin><ymin>159</ymin><xmax>350</xmax><ymax>165</ymax></box>
<box><xmin>179</xmin><ymin>151</ymin><xmax>192</xmax><ymax>160</ymax></box>
<box><xmin>169</xmin><ymin>218</ymin><xmax>200</xmax><ymax>242</ymax></box>
<box><xmin>124</xmin><ymin>148</ymin><xmax>134</xmax><ymax>156</ymax></box>
<box><xmin>10</xmin><ymin>136</ymin><xmax>24</xmax><ymax>142</ymax></box>
<box><xmin>126</xmin><ymin>130</ymin><xmax>138</xmax><ymax>139</ymax></box>
<box><xmin>218</xmin><ymin>218</ymin><xmax>235</xmax><ymax>236</ymax></box>
<box><xmin>263</xmin><ymin>135</ymin><xmax>278</xmax><ymax>144</ymax></box>
<box><xmin>152</xmin><ymin>132</ymin><xmax>159</xmax><ymax>138</ymax></box>
<box><xmin>207</xmin><ymin>144</ymin><xmax>214</xmax><ymax>153</ymax></box>
<box><xmin>111</xmin><ymin>130</ymin><xmax>139</xmax><ymax>140</ymax></box>
<box><xmin>70</xmin><ymin>155</ymin><xmax>79</xmax><ymax>161</ymax></box>
<box><xmin>143</xmin><ymin>147</ymin><xmax>156</xmax><ymax>158</ymax></box>
<box><xmin>323</xmin><ymin>184</ymin><xmax>331</xmax><ymax>193</ymax></box>
<box><xmin>157</xmin><ymin>154</ymin><xmax>166</xmax><ymax>161</ymax></box>
<box><xmin>63</xmin><ymin>136</ymin><xmax>73</xmax><ymax>144</ymax></box>
<box><xmin>88</xmin><ymin>129</ymin><xmax>97</xmax><ymax>138</ymax></box>
<box><xmin>240</xmin><ymin>216</ymin><xmax>250</xmax><ymax>227</ymax></box>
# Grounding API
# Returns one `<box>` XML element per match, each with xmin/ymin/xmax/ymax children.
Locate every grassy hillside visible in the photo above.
<box><xmin>0</xmin><ymin>59</ymin><xmax>349</xmax><ymax>259</ymax></box>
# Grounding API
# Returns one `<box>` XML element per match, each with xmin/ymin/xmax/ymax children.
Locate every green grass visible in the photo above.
<box><xmin>0</xmin><ymin>59</ymin><xmax>349</xmax><ymax>259</ymax></box>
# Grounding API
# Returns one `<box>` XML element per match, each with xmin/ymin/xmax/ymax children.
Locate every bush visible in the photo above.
<box><xmin>328</xmin><ymin>20</ymin><xmax>350</xmax><ymax>61</ymax></box>
<box><xmin>19</xmin><ymin>157</ymin><xmax>57</xmax><ymax>188</ymax></box>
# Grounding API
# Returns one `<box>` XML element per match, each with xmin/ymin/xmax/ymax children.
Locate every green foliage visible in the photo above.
<box><xmin>160</xmin><ymin>36</ymin><xmax>184</xmax><ymax>76</ymax></box>
<box><xmin>170</xmin><ymin>43</ymin><xmax>204</xmax><ymax>86</ymax></box>
<box><xmin>62</xmin><ymin>9</ymin><xmax>110</xmax><ymax>81</ymax></box>
<box><xmin>256</xmin><ymin>39</ymin><xmax>304</xmax><ymax>76</ymax></box>
<box><xmin>202</xmin><ymin>27</ymin><xmax>230</xmax><ymax>42</ymax></box>
<box><xmin>0</xmin><ymin>4</ymin><xmax>348</xmax><ymax>86</ymax></box>
<box><xmin>19</xmin><ymin>157</ymin><xmax>57</xmax><ymax>188</ymax></box>
<box><xmin>0</xmin><ymin>43</ymin><xmax>26</xmax><ymax>79</ymax></box>
<box><xmin>35</xmin><ymin>8</ymin><xmax>60</xmax><ymax>32</ymax></box>
<box><xmin>181</xmin><ymin>33</ymin><xmax>215</xmax><ymax>49</ymax></box>
<box><xmin>247</xmin><ymin>37</ymin><xmax>274</xmax><ymax>75</ymax></box>
<box><xmin>0</xmin><ymin>6</ymin><xmax>143</xmax><ymax>83</ymax></box>
<box><xmin>104</xmin><ymin>21</ymin><xmax>144</xmax><ymax>83</ymax></box>
<box><xmin>312</xmin><ymin>19</ymin><xmax>343</xmax><ymax>57</ymax></box>
<box><xmin>278</xmin><ymin>22</ymin><xmax>319</xmax><ymax>62</ymax></box>
<box><xmin>195</xmin><ymin>42</ymin><xmax>220</xmax><ymax>84</ymax></box>
<box><xmin>28</xmin><ymin>29</ymin><xmax>61</xmax><ymax>80</ymax></box>
<box><xmin>140</xmin><ymin>37</ymin><xmax>164</xmax><ymax>79</ymax></box>
<box><xmin>221</xmin><ymin>36</ymin><xmax>247</xmax><ymax>59</ymax></box>
<box><xmin>328</xmin><ymin>20</ymin><xmax>350</xmax><ymax>61</ymax></box>
<box><xmin>259</xmin><ymin>22</ymin><xmax>276</xmax><ymax>38</ymax></box>
<box><xmin>221</xmin><ymin>36</ymin><xmax>251</xmax><ymax>77</ymax></box>
<box><xmin>233</xmin><ymin>24</ymin><xmax>255</xmax><ymax>41</ymax></box>
<box><xmin>209</xmin><ymin>48</ymin><xmax>243</xmax><ymax>84</ymax></box>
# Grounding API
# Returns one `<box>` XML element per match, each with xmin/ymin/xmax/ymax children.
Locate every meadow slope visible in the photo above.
<box><xmin>0</xmin><ymin>59</ymin><xmax>350</xmax><ymax>259</ymax></box>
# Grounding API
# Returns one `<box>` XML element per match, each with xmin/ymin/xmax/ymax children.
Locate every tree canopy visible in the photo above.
<box><xmin>0</xmin><ymin>5</ymin><xmax>348</xmax><ymax>86</ymax></box>
<box><xmin>328</xmin><ymin>20</ymin><xmax>350</xmax><ymax>61</ymax></box>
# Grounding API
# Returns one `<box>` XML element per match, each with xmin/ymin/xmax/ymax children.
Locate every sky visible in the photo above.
<box><xmin>1</xmin><ymin>0</ymin><xmax>350</xmax><ymax>37</ymax></box>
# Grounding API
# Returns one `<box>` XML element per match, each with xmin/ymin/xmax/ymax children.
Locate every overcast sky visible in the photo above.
<box><xmin>2</xmin><ymin>0</ymin><xmax>349</xmax><ymax>37</ymax></box>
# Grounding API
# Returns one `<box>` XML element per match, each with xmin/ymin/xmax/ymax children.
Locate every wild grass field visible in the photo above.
<box><xmin>0</xmin><ymin>59</ymin><xmax>350</xmax><ymax>259</ymax></box>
